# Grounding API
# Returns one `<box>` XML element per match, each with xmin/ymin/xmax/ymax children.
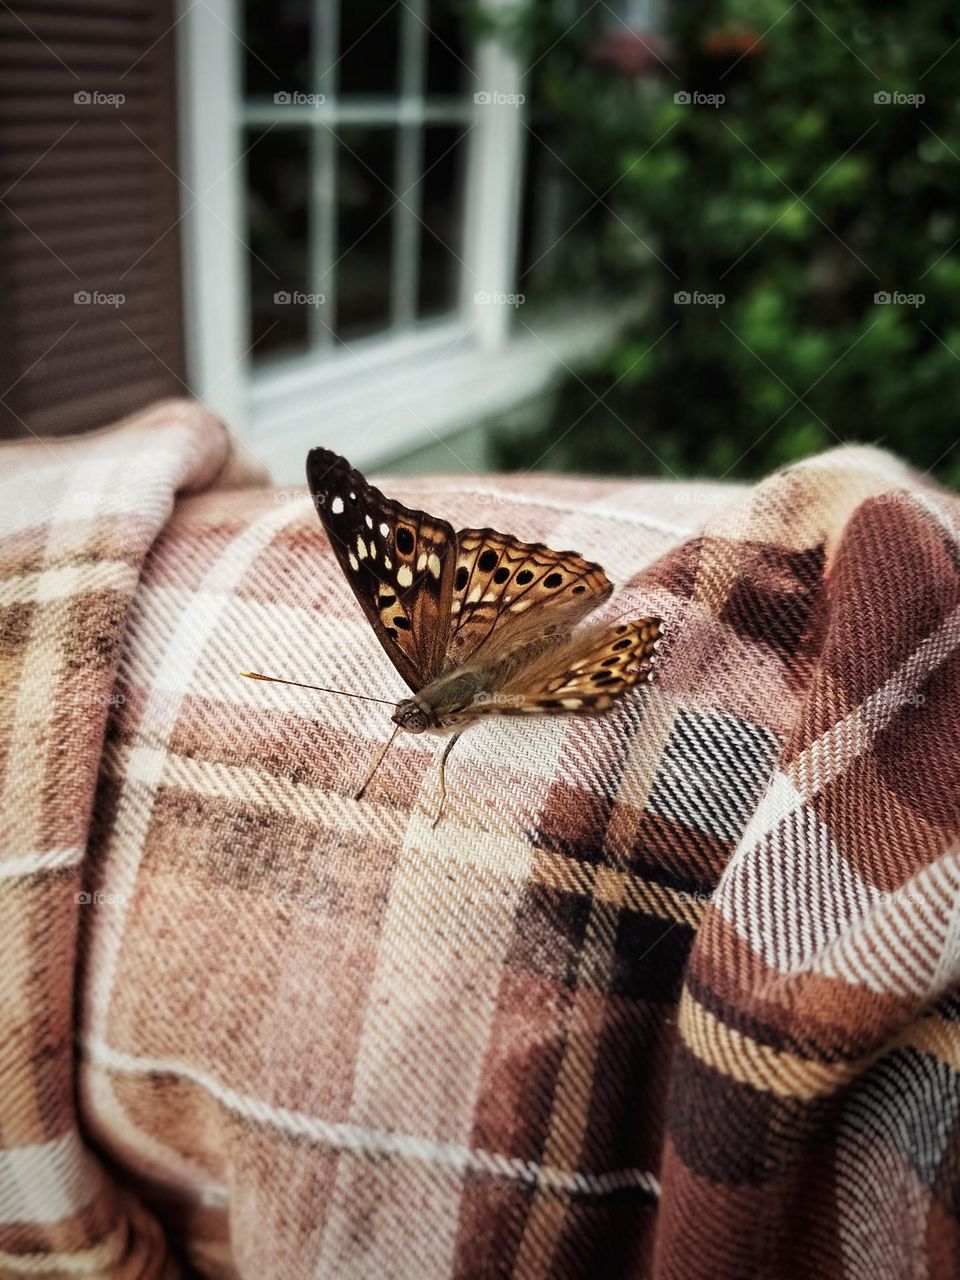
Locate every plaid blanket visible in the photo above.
<box><xmin>2</xmin><ymin>402</ymin><xmax>959</xmax><ymax>1279</ymax></box>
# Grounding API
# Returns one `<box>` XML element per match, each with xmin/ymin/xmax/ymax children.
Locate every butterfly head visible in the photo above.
<box><xmin>391</xmin><ymin>697</ymin><xmax>436</xmax><ymax>734</ymax></box>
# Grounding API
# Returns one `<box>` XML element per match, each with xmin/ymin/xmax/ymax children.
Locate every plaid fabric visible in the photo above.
<box><xmin>2</xmin><ymin>404</ymin><xmax>959</xmax><ymax>1279</ymax></box>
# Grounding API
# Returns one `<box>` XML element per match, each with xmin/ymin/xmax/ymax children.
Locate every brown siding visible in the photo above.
<box><xmin>0</xmin><ymin>0</ymin><xmax>186</xmax><ymax>438</ymax></box>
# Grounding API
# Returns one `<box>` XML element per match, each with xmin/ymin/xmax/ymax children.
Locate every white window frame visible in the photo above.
<box><xmin>179</xmin><ymin>0</ymin><xmax>613</xmax><ymax>482</ymax></box>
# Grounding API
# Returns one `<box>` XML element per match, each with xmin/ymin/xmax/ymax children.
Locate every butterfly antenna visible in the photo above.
<box><xmin>354</xmin><ymin>723</ymin><xmax>401</xmax><ymax>801</ymax></box>
<box><xmin>239</xmin><ymin>671</ymin><xmax>397</xmax><ymax>707</ymax></box>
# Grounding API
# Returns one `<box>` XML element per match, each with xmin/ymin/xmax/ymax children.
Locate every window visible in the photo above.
<box><xmin>242</xmin><ymin>0</ymin><xmax>474</xmax><ymax>361</ymax></box>
<box><xmin>180</xmin><ymin>0</ymin><xmax>616</xmax><ymax>479</ymax></box>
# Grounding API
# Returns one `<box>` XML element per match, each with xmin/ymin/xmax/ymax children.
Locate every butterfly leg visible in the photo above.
<box><xmin>432</xmin><ymin>731</ymin><xmax>463</xmax><ymax>828</ymax></box>
<box><xmin>355</xmin><ymin>724</ymin><xmax>401</xmax><ymax>800</ymax></box>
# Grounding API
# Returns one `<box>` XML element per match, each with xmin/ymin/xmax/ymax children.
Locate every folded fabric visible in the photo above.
<box><xmin>1</xmin><ymin>402</ymin><xmax>958</xmax><ymax>1279</ymax></box>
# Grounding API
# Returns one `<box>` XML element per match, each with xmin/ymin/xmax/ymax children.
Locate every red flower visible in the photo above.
<box><xmin>591</xmin><ymin>30</ymin><xmax>673</xmax><ymax>77</ymax></box>
<box><xmin>702</xmin><ymin>27</ymin><xmax>764</xmax><ymax>57</ymax></box>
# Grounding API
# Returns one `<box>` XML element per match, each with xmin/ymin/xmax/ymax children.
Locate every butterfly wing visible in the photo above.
<box><xmin>440</xmin><ymin>617</ymin><xmax>664</xmax><ymax>724</ymax></box>
<box><xmin>307</xmin><ymin>448</ymin><xmax>456</xmax><ymax>691</ymax></box>
<box><xmin>441</xmin><ymin>527</ymin><xmax>613</xmax><ymax>672</ymax></box>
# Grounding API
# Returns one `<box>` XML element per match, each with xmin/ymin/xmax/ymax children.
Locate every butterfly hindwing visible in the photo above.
<box><xmin>439</xmin><ymin>616</ymin><xmax>664</xmax><ymax>723</ymax></box>
<box><xmin>307</xmin><ymin>448</ymin><xmax>456</xmax><ymax>691</ymax></box>
<box><xmin>441</xmin><ymin>528</ymin><xmax>613</xmax><ymax>672</ymax></box>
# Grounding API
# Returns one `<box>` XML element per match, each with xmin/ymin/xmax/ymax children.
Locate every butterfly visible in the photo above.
<box><xmin>244</xmin><ymin>449</ymin><xmax>664</xmax><ymax>825</ymax></box>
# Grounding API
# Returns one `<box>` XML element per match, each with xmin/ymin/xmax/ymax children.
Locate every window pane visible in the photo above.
<box><xmin>417</xmin><ymin>126</ymin><xmax>466</xmax><ymax>319</ymax></box>
<box><xmin>244</xmin><ymin>0</ymin><xmax>313</xmax><ymax>97</ymax></box>
<box><xmin>246</xmin><ymin>128</ymin><xmax>311</xmax><ymax>360</ymax></box>
<box><xmin>426</xmin><ymin>0</ymin><xmax>470</xmax><ymax>95</ymax></box>
<box><xmin>338</xmin><ymin>1</ymin><xmax>400</xmax><ymax>95</ymax></box>
<box><xmin>336</xmin><ymin>127</ymin><xmax>396</xmax><ymax>341</ymax></box>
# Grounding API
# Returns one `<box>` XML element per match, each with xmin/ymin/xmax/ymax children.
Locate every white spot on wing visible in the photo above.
<box><xmin>380</xmin><ymin>522</ymin><xmax>389</xmax><ymax>537</ymax></box>
<box><xmin>331</xmin><ymin>496</ymin><xmax>344</xmax><ymax>515</ymax></box>
<box><xmin>356</xmin><ymin>536</ymin><xmax>367</xmax><ymax>560</ymax></box>
<box><xmin>427</xmin><ymin>553</ymin><xmax>441</xmax><ymax>579</ymax></box>
<box><xmin>365</xmin><ymin>514</ymin><xmax>373</xmax><ymax>529</ymax></box>
<box><xmin>348</xmin><ymin>553</ymin><xmax>359</xmax><ymax>571</ymax></box>
<box><xmin>397</xmin><ymin>565</ymin><xmax>413</xmax><ymax>588</ymax></box>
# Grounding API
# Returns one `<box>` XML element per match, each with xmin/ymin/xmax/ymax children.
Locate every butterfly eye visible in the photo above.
<box><xmin>543</xmin><ymin>573</ymin><xmax>563</xmax><ymax>589</ymax></box>
<box><xmin>478</xmin><ymin>549</ymin><xmax>498</xmax><ymax>572</ymax></box>
<box><xmin>396</xmin><ymin>527</ymin><xmax>415</xmax><ymax>555</ymax></box>
<box><xmin>493</xmin><ymin>566</ymin><xmax>510</xmax><ymax>584</ymax></box>
<box><xmin>515</xmin><ymin>569</ymin><xmax>534</xmax><ymax>585</ymax></box>
<box><xmin>454</xmin><ymin>566</ymin><xmax>468</xmax><ymax>590</ymax></box>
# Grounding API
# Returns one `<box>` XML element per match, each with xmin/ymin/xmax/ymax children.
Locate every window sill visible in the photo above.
<box><xmin>248</xmin><ymin>307</ymin><xmax>628</xmax><ymax>484</ymax></box>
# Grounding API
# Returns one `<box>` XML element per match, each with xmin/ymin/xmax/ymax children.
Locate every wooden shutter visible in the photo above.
<box><xmin>0</xmin><ymin>1</ymin><xmax>186</xmax><ymax>439</ymax></box>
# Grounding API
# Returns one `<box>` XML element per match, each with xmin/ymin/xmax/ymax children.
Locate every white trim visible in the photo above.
<box><xmin>462</xmin><ymin>9</ymin><xmax>527</xmax><ymax>349</ymax></box>
<box><xmin>309</xmin><ymin>0</ymin><xmax>339</xmax><ymax>347</ymax></box>
<box><xmin>250</xmin><ymin>308</ymin><xmax>626</xmax><ymax>482</ymax></box>
<box><xmin>177</xmin><ymin>0</ymin><xmax>248</xmax><ymax>430</ymax></box>
<box><xmin>243</xmin><ymin>98</ymin><xmax>473</xmax><ymax>127</ymax></box>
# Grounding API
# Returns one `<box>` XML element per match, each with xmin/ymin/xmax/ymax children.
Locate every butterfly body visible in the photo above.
<box><xmin>392</xmin><ymin>669</ymin><xmax>486</xmax><ymax>733</ymax></box>
<box><xmin>304</xmin><ymin>448</ymin><xmax>665</xmax><ymax>817</ymax></box>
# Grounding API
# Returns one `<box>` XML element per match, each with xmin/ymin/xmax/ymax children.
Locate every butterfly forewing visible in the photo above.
<box><xmin>440</xmin><ymin>617</ymin><xmax>664</xmax><ymax>723</ymax></box>
<box><xmin>441</xmin><ymin>529</ymin><xmax>613</xmax><ymax>672</ymax></box>
<box><xmin>307</xmin><ymin>448</ymin><xmax>456</xmax><ymax>690</ymax></box>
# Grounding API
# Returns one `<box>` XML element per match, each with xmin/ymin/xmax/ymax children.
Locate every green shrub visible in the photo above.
<box><xmin>494</xmin><ymin>0</ymin><xmax>960</xmax><ymax>486</ymax></box>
